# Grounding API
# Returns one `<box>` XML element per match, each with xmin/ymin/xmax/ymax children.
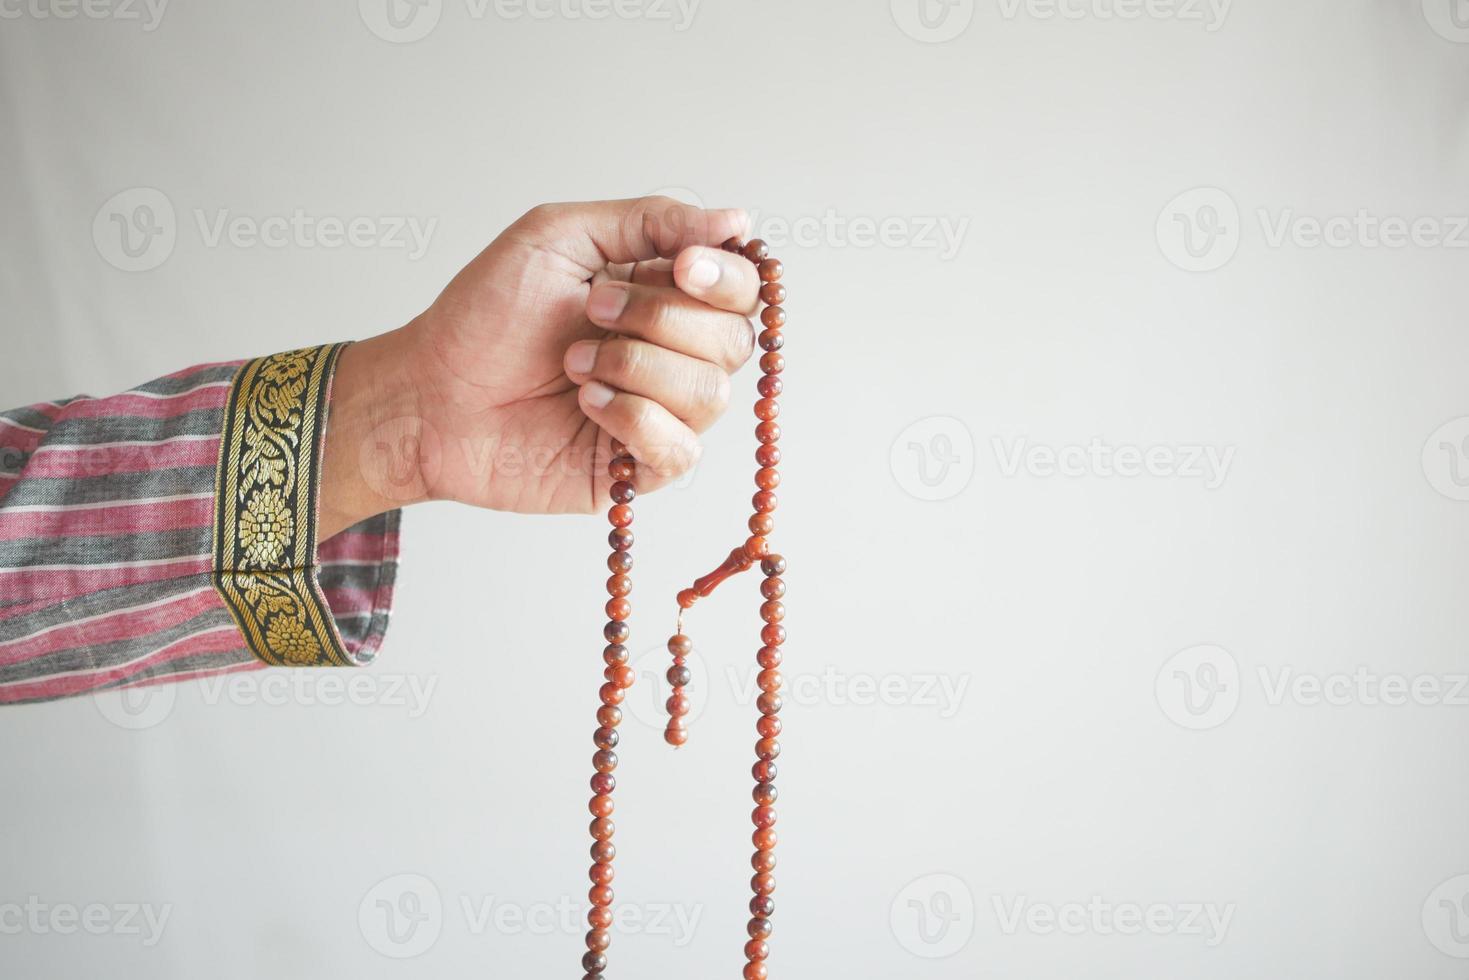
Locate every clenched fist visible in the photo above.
<box><xmin>320</xmin><ymin>197</ymin><xmax>758</xmax><ymax>537</ymax></box>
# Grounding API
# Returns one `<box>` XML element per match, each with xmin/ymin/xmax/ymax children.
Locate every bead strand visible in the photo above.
<box><xmin>587</xmin><ymin>239</ymin><xmax>789</xmax><ymax>979</ymax></box>
<box><xmin>584</xmin><ymin>442</ymin><xmax>638</xmax><ymax>980</ymax></box>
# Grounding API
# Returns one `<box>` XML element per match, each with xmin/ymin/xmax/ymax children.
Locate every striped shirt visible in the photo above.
<box><xmin>0</xmin><ymin>345</ymin><xmax>400</xmax><ymax>704</ymax></box>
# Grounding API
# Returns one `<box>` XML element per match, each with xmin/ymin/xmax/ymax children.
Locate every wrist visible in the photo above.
<box><xmin>319</xmin><ymin>326</ymin><xmax>430</xmax><ymax>539</ymax></box>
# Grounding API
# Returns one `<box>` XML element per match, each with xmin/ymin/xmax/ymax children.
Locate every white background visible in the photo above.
<box><xmin>3</xmin><ymin>1</ymin><xmax>1469</xmax><ymax>976</ymax></box>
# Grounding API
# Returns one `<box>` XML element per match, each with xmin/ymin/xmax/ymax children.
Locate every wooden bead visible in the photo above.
<box><xmin>607</xmin><ymin>550</ymin><xmax>633</xmax><ymax>573</ymax></box>
<box><xmin>588</xmin><ymin>903</ymin><xmax>613</xmax><ymax>927</ymax></box>
<box><xmin>603</xmin><ymin>643</ymin><xmax>628</xmax><ymax>665</ymax></box>
<box><xmin>760</xmin><ymin>555</ymin><xmax>786</xmax><ymax>576</ymax></box>
<box><xmin>594</xmin><ymin>726</ymin><xmax>619</xmax><ymax>749</ymax></box>
<box><xmin>760</xmin><ymin>306</ymin><xmax>786</xmax><ymax>329</ymax></box>
<box><xmin>608</xmin><ymin>504</ymin><xmax>633</xmax><ymax>527</ymax></box>
<box><xmin>753</xmin><ymin>828</ymin><xmax>777</xmax><ymax>850</ymax></box>
<box><xmin>760</xmin><ymin>577</ymin><xmax>784</xmax><ymax>599</ymax></box>
<box><xmin>760</xmin><ymin>600</ymin><xmax>785</xmax><ymax>623</ymax></box>
<box><xmin>748</xmin><ymin>915</ymin><xmax>773</xmax><ymax>938</ymax></box>
<box><xmin>754</xmin><ymin>398</ymin><xmax>779</xmax><ymax>420</ymax></box>
<box><xmin>752</xmin><ymin>806</ymin><xmax>776</xmax><ymax>828</ymax></box>
<box><xmin>757</xmin><ymin>692</ymin><xmax>782</xmax><ymax>714</ymax></box>
<box><xmin>755</xmin><ymin>443</ymin><xmax>781</xmax><ymax>466</ymax></box>
<box><xmin>742</xmin><ymin>239</ymin><xmax>769</xmax><ymax>262</ymax></box>
<box><xmin>610</xmin><ymin>665</ymin><xmax>635</xmax><ymax>689</ymax></box>
<box><xmin>608</xmin><ymin>527</ymin><xmax>633</xmax><ymax>551</ymax></box>
<box><xmin>745</xmin><ymin>938</ymin><xmax>770</xmax><ymax>960</ymax></box>
<box><xmin>609</xmin><ymin>456</ymin><xmax>634</xmax><ymax>481</ymax></box>
<box><xmin>606</xmin><ymin>575</ymin><xmax>631</xmax><ymax>596</ymax></box>
<box><xmin>610</xmin><ymin>480</ymin><xmax>636</xmax><ymax>504</ymax></box>
<box><xmin>749</xmin><ymin>514</ymin><xmax>774</xmax><ymax>536</ymax></box>
<box><xmin>667</xmin><ymin>633</ymin><xmax>693</xmax><ymax>656</ymax></box>
<box><xmin>721</xmin><ymin>237</ymin><xmax>745</xmax><ymax>253</ymax></box>
<box><xmin>596</xmin><ymin>705</ymin><xmax>621</xmax><ymax>727</ymax></box>
<box><xmin>751</xmin><ymin>847</ymin><xmax>776</xmax><ymax>871</ymax></box>
<box><xmin>755</xmin><ymin>467</ymin><xmax>780</xmax><ymax>490</ymax></box>
<box><xmin>759</xmin><ymin>281</ymin><xmax>785</xmax><ymax>305</ymax></box>
<box><xmin>666</xmin><ymin>692</ymin><xmax>690</xmax><ymax>716</ymax></box>
<box><xmin>757</xmin><ymin>715</ymin><xmax>781</xmax><ymax>737</ymax></box>
<box><xmin>593</xmin><ymin>749</ymin><xmax>617</xmax><ymax>772</ymax></box>
<box><xmin>582</xmin><ymin>951</ymin><xmax>608</xmax><ymax>973</ymax></box>
<box><xmin>609</xmin><ymin>438</ymin><xmax>628</xmax><ymax>456</ymax></box>
<box><xmin>586</xmin><ymin>927</ymin><xmax>611</xmax><ymax>950</ymax></box>
<box><xmin>667</xmin><ymin>664</ymin><xmax>691</xmax><ymax>686</ymax></box>
<box><xmin>589</xmin><ymin>819</ymin><xmax>615</xmax><ymax>841</ymax></box>
<box><xmin>752</xmin><ymin>490</ymin><xmax>778</xmax><ymax>513</ymax></box>
<box><xmin>602</xmin><ymin>620</ymin><xmax>629</xmax><ymax>644</ymax></box>
<box><xmin>761</xmin><ymin>624</ymin><xmax>786</xmax><ymax>647</ymax></box>
<box><xmin>750</xmin><ymin>895</ymin><xmax>775</xmax><ymax>917</ymax></box>
<box><xmin>742</xmin><ymin>535</ymin><xmax>769</xmax><ymax>560</ymax></box>
<box><xmin>757</xmin><ymin>670</ymin><xmax>781</xmax><ymax>693</ymax></box>
<box><xmin>590</xmin><ymin>795</ymin><xmax>615</xmax><ymax>817</ymax></box>
<box><xmin>591</xmin><ymin>773</ymin><xmax>615</xmax><ymax>794</ymax></box>
<box><xmin>759</xmin><ymin>352</ymin><xmax>784</xmax><ymax>374</ymax></box>
<box><xmin>755</xmin><ymin>737</ymin><xmax>781</xmax><ymax>760</ymax></box>
<box><xmin>758</xmin><ymin>258</ymin><xmax>783</xmax><ymax>282</ymax></box>
<box><xmin>605</xmin><ymin>597</ymin><xmax>630</xmax><ymax>620</ymax></box>
<box><xmin>755</xmin><ymin>421</ymin><xmax>780</xmax><ymax>444</ymax></box>
<box><xmin>744</xmin><ymin>962</ymin><xmax>768</xmax><ymax>980</ymax></box>
<box><xmin>598</xmin><ymin>682</ymin><xmax>623</xmax><ymax>706</ymax></box>
<box><xmin>758</xmin><ymin>329</ymin><xmax>783</xmax><ymax>352</ymax></box>
<box><xmin>751</xmin><ymin>873</ymin><xmax>775</xmax><ymax>895</ymax></box>
<box><xmin>757</xmin><ymin>374</ymin><xmax>783</xmax><ymax>398</ymax></box>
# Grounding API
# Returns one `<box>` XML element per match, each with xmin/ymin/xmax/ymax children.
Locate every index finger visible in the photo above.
<box><xmin>673</xmin><ymin>245</ymin><xmax>761</xmax><ymax>315</ymax></box>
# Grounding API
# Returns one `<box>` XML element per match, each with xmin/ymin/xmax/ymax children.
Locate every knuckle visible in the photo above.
<box><xmin>728</xmin><ymin>316</ymin><xmax>756</xmax><ymax>367</ymax></box>
<box><xmin>603</xmin><ymin>339</ymin><xmax>645</xmax><ymax>382</ymax></box>
<box><xmin>703</xmin><ymin>368</ymin><xmax>732</xmax><ymax>416</ymax></box>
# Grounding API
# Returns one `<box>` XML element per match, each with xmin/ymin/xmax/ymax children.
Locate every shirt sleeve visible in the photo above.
<box><xmin>0</xmin><ymin>343</ymin><xmax>401</xmax><ymax>705</ymax></box>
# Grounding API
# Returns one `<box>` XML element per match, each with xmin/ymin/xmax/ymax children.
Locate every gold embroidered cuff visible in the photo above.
<box><xmin>212</xmin><ymin>343</ymin><xmax>353</xmax><ymax>666</ymax></box>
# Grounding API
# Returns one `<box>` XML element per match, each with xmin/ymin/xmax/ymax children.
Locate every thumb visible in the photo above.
<box><xmin>515</xmin><ymin>196</ymin><xmax>749</xmax><ymax>274</ymax></box>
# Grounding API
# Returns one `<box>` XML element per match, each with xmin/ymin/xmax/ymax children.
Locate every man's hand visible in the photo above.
<box><xmin>320</xmin><ymin>197</ymin><xmax>758</xmax><ymax>538</ymax></box>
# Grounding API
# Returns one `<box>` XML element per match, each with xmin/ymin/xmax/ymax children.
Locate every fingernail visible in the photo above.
<box><xmin>587</xmin><ymin>283</ymin><xmax>630</xmax><ymax>325</ymax></box>
<box><xmin>582</xmin><ymin>381</ymin><xmax>616</xmax><ymax>409</ymax></box>
<box><xmin>686</xmin><ymin>257</ymin><xmax>721</xmax><ymax>290</ymax></box>
<box><xmin>566</xmin><ymin>340</ymin><xmax>599</xmax><ymax>375</ymax></box>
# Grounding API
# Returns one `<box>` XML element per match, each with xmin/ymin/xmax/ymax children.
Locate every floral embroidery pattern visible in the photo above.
<box><xmin>212</xmin><ymin>344</ymin><xmax>350</xmax><ymax>667</ymax></box>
